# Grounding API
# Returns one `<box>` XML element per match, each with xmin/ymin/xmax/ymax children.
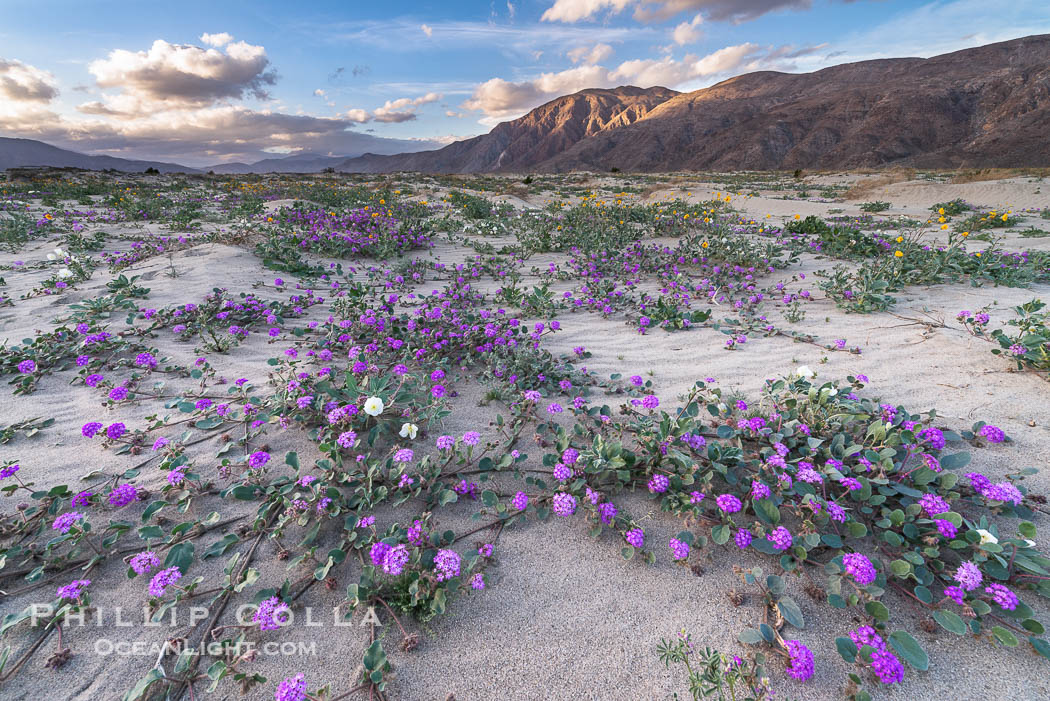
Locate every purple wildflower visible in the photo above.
<box><xmin>669</xmin><ymin>538</ymin><xmax>690</xmax><ymax>561</ymax></box>
<box><xmin>130</xmin><ymin>551</ymin><xmax>160</xmax><ymax>575</ymax></box>
<box><xmin>842</xmin><ymin>553</ymin><xmax>877</xmax><ymax>586</ymax></box>
<box><xmin>149</xmin><ymin>567</ymin><xmax>182</xmax><ymax>597</ymax></box>
<box><xmin>552</xmin><ymin>492</ymin><xmax>577</xmax><ymax>517</ymax></box>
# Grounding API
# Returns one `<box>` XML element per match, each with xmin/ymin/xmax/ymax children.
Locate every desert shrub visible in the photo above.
<box><xmin>931</xmin><ymin>199</ymin><xmax>971</xmax><ymax>216</ymax></box>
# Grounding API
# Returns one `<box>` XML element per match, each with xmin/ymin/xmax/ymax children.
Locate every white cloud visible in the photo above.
<box><xmin>671</xmin><ymin>14</ymin><xmax>703</xmax><ymax>44</ymax></box>
<box><xmin>691</xmin><ymin>42</ymin><xmax>761</xmax><ymax>75</ymax></box>
<box><xmin>611</xmin><ymin>54</ymin><xmax>697</xmax><ymax>85</ymax></box>
<box><xmin>199</xmin><ymin>32</ymin><xmax>234</xmax><ymax>47</ymax></box>
<box><xmin>342</xmin><ymin>92</ymin><xmax>443</xmax><ymax>124</ymax></box>
<box><xmin>373</xmin><ymin>92</ymin><xmax>441</xmax><ymax>122</ymax></box>
<box><xmin>542</xmin><ymin>0</ymin><xmax>633</xmax><ymax>22</ymax></box>
<box><xmin>568</xmin><ymin>43</ymin><xmax>614</xmax><ymax>65</ymax></box>
<box><xmin>85</xmin><ymin>39</ymin><xmax>276</xmax><ymax>115</ymax></box>
<box><xmin>462</xmin><ymin>63</ymin><xmax>617</xmax><ymax>119</ymax></box>
<box><xmin>0</xmin><ymin>58</ymin><xmax>59</xmax><ymax>103</ymax></box>
<box><xmin>1</xmin><ymin>104</ymin><xmax>439</xmax><ymax>165</ymax></box>
<box><xmin>313</xmin><ymin>88</ymin><xmax>327</xmax><ymax>98</ymax></box>
<box><xmin>345</xmin><ymin>108</ymin><xmax>370</xmax><ymax>123</ymax></box>
<box><xmin>421</xmin><ymin>24</ymin><xmax>433</xmax><ymax>37</ymax></box>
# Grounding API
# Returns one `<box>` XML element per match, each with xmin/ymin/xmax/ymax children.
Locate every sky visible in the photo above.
<box><xmin>1</xmin><ymin>0</ymin><xmax>1049</xmax><ymax>166</ymax></box>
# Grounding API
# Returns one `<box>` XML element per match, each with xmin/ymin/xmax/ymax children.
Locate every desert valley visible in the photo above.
<box><xmin>2</xmin><ymin>5</ymin><xmax>1050</xmax><ymax>701</ymax></box>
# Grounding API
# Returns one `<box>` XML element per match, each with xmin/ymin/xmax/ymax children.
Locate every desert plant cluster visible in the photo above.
<box><xmin>1</xmin><ymin>169</ymin><xmax>1049</xmax><ymax>701</ymax></box>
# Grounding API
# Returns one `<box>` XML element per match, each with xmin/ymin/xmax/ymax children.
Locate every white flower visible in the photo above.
<box><xmin>399</xmin><ymin>422</ymin><xmax>418</xmax><ymax>439</ymax></box>
<box><xmin>46</xmin><ymin>253</ymin><xmax>56</xmax><ymax>261</ymax></box>
<box><xmin>977</xmin><ymin>529</ymin><xmax>998</xmax><ymax>545</ymax></box>
<box><xmin>53</xmin><ymin>247</ymin><xmax>65</xmax><ymax>257</ymax></box>
<box><xmin>58</xmin><ymin>268</ymin><xmax>73</xmax><ymax>279</ymax></box>
<box><xmin>363</xmin><ymin>396</ymin><xmax>384</xmax><ymax>417</ymax></box>
<box><xmin>795</xmin><ymin>365</ymin><xmax>816</xmax><ymax>379</ymax></box>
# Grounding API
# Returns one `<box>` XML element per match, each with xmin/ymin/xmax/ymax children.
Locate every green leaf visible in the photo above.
<box><xmin>938</xmin><ymin>452</ymin><xmax>971</xmax><ymax>470</ymax></box>
<box><xmin>865</xmin><ymin>601</ymin><xmax>889</xmax><ymax>622</ymax></box>
<box><xmin>1021</xmin><ymin>619</ymin><xmax>1045</xmax><ymax>635</ymax></box>
<box><xmin>889</xmin><ymin>631</ymin><xmax>929</xmax><ymax>670</ymax></box>
<box><xmin>933</xmin><ymin>609</ymin><xmax>966</xmax><ymax>635</ymax></box>
<box><xmin>362</xmin><ymin>640</ymin><xmax>388</xmax><ymax>672</ymax></box>
<box><xmin>890</xmin><ymin>559</ymin><xmax>911</xmax><ymax>577</ymax></box>
<box><xmin>836</xmin><ymin>636</ymin><xmax>858</xmax><ymax>662</ymax></box>
<box><xmin>766</xmin><ymin>574</ymin><xmax>785</xmax><ymax>596</ymax></box>
<box><xmin>992</xmin><ymin>626</ymin><xmax>1019</xmax><ymax>647</ymax></box>
<box><xmin>164</xmin><ymin>542</ymin><xmax>194</xmax><ymax>574</ymax></box>
<box><xmin>203</xmin><ymin>534</ymin><xmax>239</xmax><ymax>559</ymax></box>
<box><xmin>711</xmin><ymin>524</ymin><xmax>730</xmax><ymax>545</ymax></box>
<box><xmin>122</xmin><ymin>668</ymin><xmax>164</xmax><ymax>701</ymax></box>
<box><xmin>778</xmin><ymin>597</ymin><xmax>805</xmax><ymax>629</ymax></box>
<box><xmin>738</xmin><ymin>628</ymin><xmax>765</xmax><ymax>644</ymax></box>
<box><xmin>141</xmin><ymin>500</ymin><xmax>166</xmax><ymax>522</ymax></box>
<box><xmin>137</xmin><ymin>525</ymin><xmax>164</xmax><ymax>540</ymax></box>
<box><xmin>1030</xmin><ymin>636</ymin><xmax>1050</xmax><ymax>661</ymax></box>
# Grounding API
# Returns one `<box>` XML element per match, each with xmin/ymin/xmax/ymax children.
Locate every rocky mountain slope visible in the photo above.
<box><xmin>539</xmin><ymin>34</ymin><xmax>1050</xmax><ymax>172</ymax></box>
<box><xmin>342</xmin><ymin>34</ymin><xmax>1050</xmax><ymax>174</ymax></box>
<box><xmin>337</xmin><ymin>86</ymin><xmax>678</xmax><ymax>173</ymax></box>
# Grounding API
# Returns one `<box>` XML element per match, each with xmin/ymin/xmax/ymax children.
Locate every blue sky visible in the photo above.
<box><xmin>1</xmin><ymin>0</ymin><xmax>1049</xmax><ymax>165</ymax></box>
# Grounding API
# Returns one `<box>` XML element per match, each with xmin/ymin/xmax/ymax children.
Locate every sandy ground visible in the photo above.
<box><xmin>1</xmin><ymin>172</ymin><xmax>1049</xmax><ymax>701</ymax></box>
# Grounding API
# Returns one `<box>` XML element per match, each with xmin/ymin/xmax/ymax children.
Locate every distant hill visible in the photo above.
<box><xmin>206</xmin><ymin>153</ymin><xmax>350</xmax><ymax>174</ymax></box>
<box><xmin>337</xmin><ymin>86</ymin><xmax>679</xmax><ymax>173</ymax></box>
<box><xmin>0</xmin><ymin>137</ymin><xmax>198</xmax><ymax>173</ymax></box>
<box><xmin>204</xmin><ymin>135</ymin><xmax>445</xmax><ymax>174</ymax></box>
<box><xmin>1</xmin><ymin>135</ymin><xmax>444</xmax><ymax>176</ymax></box>
<box><xmin>340</xmin><ymin>34</ymin><xmax>1050</xmax><ymax>174</ymax></box>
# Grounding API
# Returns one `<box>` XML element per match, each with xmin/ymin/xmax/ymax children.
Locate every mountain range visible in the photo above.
<box><xmin>3</xmin><ymin>35</ymin><xmax>1049</xmax><ymax>176</ymax></box>
<box><xmin>0</xmin><ymin>137</ymin><xmax>200</xmax><ymax>174</ymax></box>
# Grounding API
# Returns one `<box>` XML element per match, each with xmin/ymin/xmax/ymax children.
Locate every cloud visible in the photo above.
<box><xmin>199</xmin><ymin>32</ymin><xmax>234</xmax><ymax>47</ymax></box>
<box><xmin>372</xmin><ymin>92</ymin><xmax>442</xmax><ymax>122</ymax></box>
<box><xmin>341</xmin><ymin>93</ymin><xmax>443</xmax><ymax>124</ymax></box>
<box><xmin>345</xmin><ymin>108</ymin><xmax>370</xmax><ymax>123</ymax></box>
<box><xmin>507</xmin><ymin>1</ymin><xmax>517</xmax><ymax>19</ymax></box>
<box><xmin>421</xmin><ymin>24</ymin><xmax>433</xmax><ymax>37</ymax></box>
<box><xmin>542</xmin><ymin>0</ymin><xmax>633</xmax><ymax>22</ymax></box>
<box><xmin>611</xmin><ymin>54</ymin><xmax>698</xmax><ymax>84</ymax></box>
<box><xmin>85</xmin><ymin>39</ymin><xmax>277</xmax><ymax>115</ymax></box>
<box><xmin>0</xmin><ymin>104</ymin><xmax>440</xmax><ymax>166</ymax></box>
<box><xmin>313</xmin><ymin>88</ymin><xmax>327</xmax><ymax>98</ymax></box>
<box><xmin>568</xmin><ymin>43</ymin><xmax>614</xmax><ymax>65</ymax></box>
<box><xmin>0</xmin><ymin>58</ymin><xmax>59</xmax><ymax>103</ymax></box>
<box><xmin>691</xmin><ymin>42</ymin><xmax>762</xmax><ymax>75</ymax></box>
<box><xmin>462</xmin><ymin>64</ymin><xmax>611</xmax><ymax>118</ymax></box>
<box><xmin>542</xmin><ymin>0</ymin><xmax>818</xmax><ymax>24</ymax></box>
<box><xmin>671</xmin><ymin>14</ymin><xmax>703</xmax><ymax>44</ymax></box>
<box><xmin>638</xmin><ymin>0</ymin><xmax>812</xmax><ymax>23</ymax></box>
